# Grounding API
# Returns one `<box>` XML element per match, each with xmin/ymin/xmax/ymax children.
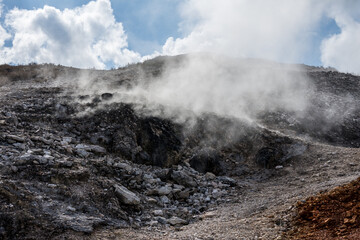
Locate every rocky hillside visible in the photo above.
<box><xmin>0</xmin><ymin>55</ymin><xmax>359</xmax><ymax>239</ymax></box>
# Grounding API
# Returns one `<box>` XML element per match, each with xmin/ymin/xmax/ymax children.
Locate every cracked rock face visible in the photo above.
<box><xmin>0</xmin><ymin>56</ymin><xmax>360</xmax><ymax>239</ymax></box>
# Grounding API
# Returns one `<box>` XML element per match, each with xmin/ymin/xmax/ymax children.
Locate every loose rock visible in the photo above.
<box><xmin>114</xmin><ymin>184</ymin><xmax>141</xmax><ymax>205</ymax></box>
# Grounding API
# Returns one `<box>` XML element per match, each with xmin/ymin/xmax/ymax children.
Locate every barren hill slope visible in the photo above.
<box><xmin>0</xmin><ymin>55</ymin><xmax>359</xmax><ymax>239</ymax></box>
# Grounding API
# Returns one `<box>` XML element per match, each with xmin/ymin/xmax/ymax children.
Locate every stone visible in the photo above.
<box><xmin>0</xmin><ymin>154</ymin><xmax>9</xmax><ymax>161</ymax></box>
<box><xmin>106</xmin><ymin>159</ymin><xmax>114</xmax><ymax>167</ymax></box>
<box><xmin>160</xmin><ymin>196</ymin><xmax>170</xmax><ymax>204</ymax></box>
<box><xmin>147</xmin><ymin>197</ymin><xmax>158</xmax><ymax>204</ymax></box>
<box><xmin>6</xmin><ymin>134</ymin><xmax>25</xmax><ymax>142</ymax></box>
<box><xmin>153</xmin><ymin>210</ymin><xmax>163</xmax><ymax>216</ymax></box>
<box><xmin>89</xmin><ymin>145</ymin><xmax>106</xmax><ymax>154</ymax></box>
<box><xmin>113</xmin><ymin>162</ymin><xmax>133</xmax><ymax>173</ymax></box>
<box><xmin>38</xmin><ymin>157</ymin><xmax>48</xmax><ymax>165</ymax></box>
<box><xmin>18</xmin><ymin>153</ymin><xmax>38</xmax><ymax>164</ymax></box>
<box><xmin>30</xmin><ymin>149</ymin><xmax>43</xmax><ymax>155</ymax></box>
<box><xmin>167</xmin><ymin>216</ymin><xmax>187</xmax><ymax>226</ymax></box>
<box><xmin>114</xmin><ymin>184</ymin><xmax>141</xmax><ymax>205</ymax></box>
<box><xmin>205</xmin><ymin>172</ymin><xmax>216</xmax><ymax>180</ymax></box>
<box><xmin>60</xmin><ymin>160</ymin><xmax>73</xmax><ymax>168</ymax></box>
<box><xmin>57</xmin><ymin>214</ymin><xmax>104</xmax><ymax>233</ymax></box>
<box><xmin>173</xmin><ymin>184</ymin><xmax>185</xmax><ymax>190</ymax></box>
<box><xmin>143</xmin><ymin>173</ymin><xmax>155</xmax><ymax>184</ymax></box>
<box><xmin>176</xmin><ymin>189</ymin><xmax>191</xmax><ymax>199</ymax></box>
<box><xmin>43</xmin><ymin>150</ymin><xmax>51</xmax><ymax>155</ymax></box>
<box><xmin>13</xmin><ymin>143</ymin><xmax>26</xmax><ymax>150</ymax></box>
<box><xmin>11</xmin><ymin>166</ymin><xmax>18</xmax><ymax>173</ymax></box>
<box><xmin>76</xmin><ymin>149</ymin><xmax>90</xmax><ymax>158</ymax></box>
<box><xmin>75</xmin><ymin>144</ymin><xmax>88</xmax><ymax>150</ymax></box>
<box><xmin>217</xmin><ymin>176</ymin><xmax>237</xmax><ymax>186</ymax></box>
<box><xmin>153</xmin><ymin>168</ymin><xmax>170</xmax><ymax>180</ymax></box>
<box><xmin>62</xmin><ymin>137</ymin><xmax>73</xmax><ymax>144</ymax></box>
<box><xmin>147</xmin><ymin>220</ymin><xmax>158</xmax><ymax>226</ymax></box>
<box><xmin>43</xmin><ymin>154</ymin><xmax>55</xmax><ymax>160</ymax></box>
<box><xmin>200</xmin><ymin>211</ymin><xmax>217</xmax><ymax>219</ymax></box>
<box><xmin>155</xmin><ymin>186</ymin><xmax>172</xmax><ymax>196</ymax></box>
<box><xmin>171</xmin><ymin>170</ymin><xmax>197</xmax><ymax>187</ymax></box>
<box><xmin>66</xmin><ymin>206</ymin><xmax>76</xmax><ymax>212</ymax></box>
<box><xmin>212</xmin><ymin>188</ymin><xmax>222</xmax><ymax>198</ymax></box>
<box><xmin>157</xmin><ymin>217</ymin><xmax>167</xmax><ymax>224</ymax></box>
<box><xmin>38</xmin><ymin>137</ymin><xmax>53</xmax><ymax>145</ymax></box>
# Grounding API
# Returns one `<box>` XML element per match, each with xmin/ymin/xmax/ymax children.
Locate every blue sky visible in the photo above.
<box><xmin>303</xmin><ymin>17</ymin><xmax>340</xmax><ymax>66</ymax></box>
<box><xmin>0</xmin><ymin>0</ymin><xmax>359</xmax><ymax>73</ymax></box>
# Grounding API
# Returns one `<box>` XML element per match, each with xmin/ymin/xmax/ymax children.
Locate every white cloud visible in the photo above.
<box><xmin>161</xmin><ymin>0</ymin><xmax>360</xmax><ymax>74</ymax></box>
<box><xmin>321</xmin><ymin>19</ymin><xmax>360</xmax><ymax>74</ymax></box>
<box><xmin>162</xmin><ymin>0</ymin><xmax>325</xmax><ymax>63</ymax></box>
<box><xmin>320</xmin><ymin>1</ymin><xmax>360</xmax><ymax>74</ymax></box>
<box><xmin>0</xmin><ymin>0</ymin><xmax>141</xmax><ymax>68</ymax></box>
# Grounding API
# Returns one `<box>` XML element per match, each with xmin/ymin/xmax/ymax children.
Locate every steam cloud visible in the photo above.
<box><xmin>87</xmin><ymin>54</ymin><xmax>312</xmax><ymax>126</ymax></box>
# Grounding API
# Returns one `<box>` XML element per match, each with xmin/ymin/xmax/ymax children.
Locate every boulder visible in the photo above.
<box><xmin>114</xmin><ymin>184</ymin><xmax>140</xmax><ymax>205</ymax></box>
<box><xmin>171</xmin><ymin>170</ymin><xmax>197</xmax><ymax>187</ymax></box>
